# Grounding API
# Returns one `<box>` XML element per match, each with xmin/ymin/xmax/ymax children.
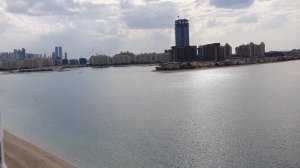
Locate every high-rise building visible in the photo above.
<box><xmin>14</xmin><ymin>48</ymin><xmax>26</xmax><ymax>60</ymax></box>
<box><xmin>172</xmin><ymin>18</ymin><xmax>197</xmax><ymax>62</ymax></box>
<box><xmin>175</xmin><ymin>19</ymin><xmax>189</xmax><ymax>47</ymax></box>
<box><xmin>64</xmin><ymin>52</ymin><xmax>68</xmax><ymax>59</ymax></box>
<box><xmin>199</xmin><ymin>43</ymin><xmax>221</xmax><ymax>61</ymax></box>
<box><xmin>172</xmin><ymin>46</ymin><xmax>198</xmax><ymax>62</ymax></box>
<box><xmin>55</xmin><ymin>47</ymin><xmax>59</xmax><ymax>58</ymax></box>
<box><xmin>259</xmin><ymin>42</ymin><xmax>265</xmax><ymax>57</ymax></box>
<box><xmin>13</xmin><ymin>49</ymin><xmax>18</xmax><ymax>59</ymax></box>
<box><xmin>236</xmin><ymin>42</ymin><xmax>265</xmax><ymax>58</ymax></box>
<box><xmin>224</xmin><ymin>43</ymin><xmax>232</xmax><ymax>59</ymax></box>
<box><xmin>79</xmin><ymin>58</ymin><xmax>87</xmax><ymax>65</ymax></box>
<box><xmin>218</xmin><ymin>43</ymin><xmax>232</xmax><ymax>61</ymax></box>
<box><xmin>59</xmin><ymin>46</ymin><xmax>63</xmax><ymax>59</ymax></box>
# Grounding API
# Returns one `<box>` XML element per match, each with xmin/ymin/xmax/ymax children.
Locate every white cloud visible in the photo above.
<box><xmin>237</xmin><ymin>14</ymin><xmax>258</xmax><ymax>23</ymax></box>
<box><xmin>122</xmin><ymin>1</ymin><xmax>177</xmax><ymax>29</ymax></box>
<box><xmin>0</xmin><ymin>0</ymin><xmax>299</xmax><ymax>57</ymax></box>
<box><xmin>260</xmin><ymin>15</ymin><xmax>288</xmax><ymax>29</ymax></box>
<box><xmin>208</xmin><ymin>0</ymin><xmax>254</xmax><ymax>9</ymax></box>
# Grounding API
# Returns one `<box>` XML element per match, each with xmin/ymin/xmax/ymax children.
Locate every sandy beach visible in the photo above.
<box><xmin>3</xmin><ymin>131</ymin><xmax>77</xmax><ymax>168</ymax></box>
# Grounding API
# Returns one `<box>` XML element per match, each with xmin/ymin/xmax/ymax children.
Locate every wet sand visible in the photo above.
<box><xmin>3</xmin><ymin>131</ymin><xmax>77</xmax><ymax>168</ymax></box>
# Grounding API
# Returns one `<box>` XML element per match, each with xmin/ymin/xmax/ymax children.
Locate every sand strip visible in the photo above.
<box><xmin>3</xmin><ymin>130</ymin><xmax>77</xmax><ymax>168</ymax></box>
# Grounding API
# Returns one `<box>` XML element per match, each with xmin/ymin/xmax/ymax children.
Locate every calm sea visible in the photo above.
<box><xmin>1</xmin><ymin>62</ymin><xmax>300</xmax><ymax>168</ymax></box>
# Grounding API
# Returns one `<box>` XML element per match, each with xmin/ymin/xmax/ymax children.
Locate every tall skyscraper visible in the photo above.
<box><xmin>224</xmin><ymin>43</ymin><xmax>232</xmax><ymax>59</ymax></box>
<box><xmin>59</xmin><ymin>46</ymin><xmax>63</xmax><ymax>59</ymax></box>
<box><xmin>55</xmin><ymin>47</ymin><xmax>59</xmax><ymax>58</ymax></box>
<box><xmin>175</xmin><ymin>19</ymin><xmax>190</xmax><ymax>47</ymax></box>
<box><xmin>21</xmin><ymin>48</ymin><xmax>25</xmax><ymax>59</ymax></box>
<box><xmin>260</xmin><ymin>42</ymin><xmax>265</xmax><ymax>57</ymax></box>
<box><xmin>13</xmin><ymin>49</ymin><xmax>18</xmax><ymax>59</ymax></box>
<box><xmin>64</xmin><ymin>52</ymin><xmax>68</xmax><ymax>59</ymax></box>
<box><xmin>172</xmin><ymin>18</ymin><xmax>197</xmax><ymax>62</ymax></box>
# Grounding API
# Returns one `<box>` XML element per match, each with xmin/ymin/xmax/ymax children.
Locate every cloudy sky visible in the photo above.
<box><xmin>0</xmin><ymin>0</ymin><xmax>300</xmax><ymax>58</ymax></box>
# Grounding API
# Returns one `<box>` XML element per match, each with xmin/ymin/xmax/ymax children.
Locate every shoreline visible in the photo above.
<box><xmin>153</xmin><ymin>59</ymin><xmax>300</xmax><ymax>73</ymax></box>
<box><xmin>155</xmin><ymin>57</ymin><xmax>300</xmax><ymax>72</ymax></box>
<box><xmin>3</xmin><ymin>130</ymin><xmax>77</xmax><ymax>168</ymax></box>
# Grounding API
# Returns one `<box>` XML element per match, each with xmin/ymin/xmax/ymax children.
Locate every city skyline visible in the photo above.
<box><xmin>0</xmin><ymin>0</ymin><xmax>300</xmax><ymax>58</ymax></box>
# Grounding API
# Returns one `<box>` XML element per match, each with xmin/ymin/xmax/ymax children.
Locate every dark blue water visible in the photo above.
<box><xmin>1</xmin><ymin>62</ymin><xmax>300</xmax><ymax>168</ymax></box>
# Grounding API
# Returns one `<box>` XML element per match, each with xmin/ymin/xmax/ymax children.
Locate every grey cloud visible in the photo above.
<box><xmin>260</xmin><ymin>15</ymin><xmax>288</xmax><ymax>29</ymax></box>
<box><xmin>122</xmin><ymin>1</ymin><xmax>177</xmax><ymax>29</ymax></box>
<box><xmin>0</xmin><ymin>17</ymin><xmax>11</xmax><ymax>34</ymax></box>
<box><xmin>209</xmin><ymin>0</ymin><xmax>254</xmax><ymax>9</ymax></box>
<box><xmin>206</xmin><ymin>19</ymin><xmax>222</xmax><ymax>28</ymax></box>
<box><xmin>237</xmin><ymin>14</ymin><xmax>258</xmax><ymax>23</ymax></box>
<box><xmin>120</xmin><ymin>0</ymin><xmax>135</xmax><ymax>9</ymax></box>
<box><xmin>5</xmin><ymin>0</ymin><xmax>80</xmax><ymax>16</ymax></box>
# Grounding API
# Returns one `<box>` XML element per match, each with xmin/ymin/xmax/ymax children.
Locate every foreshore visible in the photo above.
<box><xmin>155</xmin><ymin>56</ymin><xmax>300</xmax><ymax>71</ymax></box>
<box><xmin>3</xmin><ymin>130</ymin><xmax>76</xmax><ymax>168</ymax></box>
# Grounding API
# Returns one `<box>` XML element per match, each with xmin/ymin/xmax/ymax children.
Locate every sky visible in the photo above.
<box><xmin>0</xmin><ymin>0</ymin><xmax>300</xmax><ymax>58</ymax></box>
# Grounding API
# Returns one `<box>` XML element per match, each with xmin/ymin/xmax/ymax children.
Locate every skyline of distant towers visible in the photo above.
<box><xmin>53</xmin><ymin>46</ymin><xmax>65</xmax><ymax>59</ymax></box>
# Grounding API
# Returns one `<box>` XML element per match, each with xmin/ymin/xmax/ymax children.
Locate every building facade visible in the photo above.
<box><xmin>172</xmin><ymin>18</ymin><xmax>198</xmax><ymax>62</ymax></box>
<box><xmin>69</xmin><ymin>59</ymin><xmax>79</xmax><ymax>65</ymax></box>
<box><xmin>175</xmin><ymin>19</ymin><xmax>190</xmax><ymax>47</ymax></box>
<box><xmin>0</xmin><ymin>58</ymin><xmax>55</xmax><ymax>70</ymax></box>
<box><xmin>55</xmin><ymin>47</ymin><xmax>59</xmax><ymax>58</ymax></box>
<box><xmin>172</xmin><ymin>46</ymin><xmax>198</xmax><ymax>62</ymax></box>
<box><xmin>89</xmin><ymin>52</ymin><xmax>171</xmax><ymax>66</ymax></box>
<box><xmin>79</xmin><ymin>58</ymin><xmax>87</xmax><ymax>65</ymax></box>
<box><xmin>236</xmin><ymin>42</ymin><xmax>265</xmax><ymax>58</ymax></box>
<box><xmin>59</xmin><ymin>47</ymin><xmax>63</xmax><ymax>59</ymax></box>
<box><xmin>198</xmin><ymin>43</ymin><xmax>232</xmax><ymax>62</ymax></box>
<box><xmin>90</xmin><ymin>55</ymin><xmax>112</xmax><ymax>66</ymax></box>
<box><xmin>112</xmin><ymin>51</ymin><xmax>134</xmax><ymax>64</ymax></box>
<box><xmin>198</xmin><ymin>43</ymin><xmax>221</xmax><ymax>61</ymax></box>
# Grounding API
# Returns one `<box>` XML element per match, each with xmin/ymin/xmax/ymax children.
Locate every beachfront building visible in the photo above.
<box><xmin>198</xmin><ymin>43</ymin><xmax>221</xmax><ymax>61</ymax></box>
<box><xmin>134</xmin><ymin>53</ymin><xmax>157</xmax><ymax>63</ymax></box>
<box><xmin>134</xmin><ymin>52</ymin><xmax>172</xmax><ymax>64</ymax></box>
<box><xmin>90</xmin><ymin>55</ymin><xmax>112</xmax><ymax>66</ymax></box>
<box><xmin>157</xmin><ymin>53</ymin><xmax>172</xmax><ymax>63</ymax></box>
<box><xmin>235</xmin><ymin>42</ymin><xmax>265</xmax><ymax>58</ymax></box>
<box><xmin>171</xmin><ymin>46</ymin><xmax>198</xmax><ymax>62</ymax></box>
<box><xmin>198</xmin><ymin>43</ymin><xmax>233</xmax><ymax>62</ymax></box>
<box><xmin>112</xmin><ymin>51</ymin><xmax>134</xmax><ymax>65</ymax></box>
<box><xmin>89</xmin><ymin>52</ymin><xmax>172</xmax><ymax>66</ymax></box>
<box><xmin>218</xmin><ymin>43</ymin><xmax>233</xmax><ymax>61</ymax></box>
<box><xmin>0</xmin><ymin>58</ymin><xmax>55</xmax><ymax>70</ymax></box>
